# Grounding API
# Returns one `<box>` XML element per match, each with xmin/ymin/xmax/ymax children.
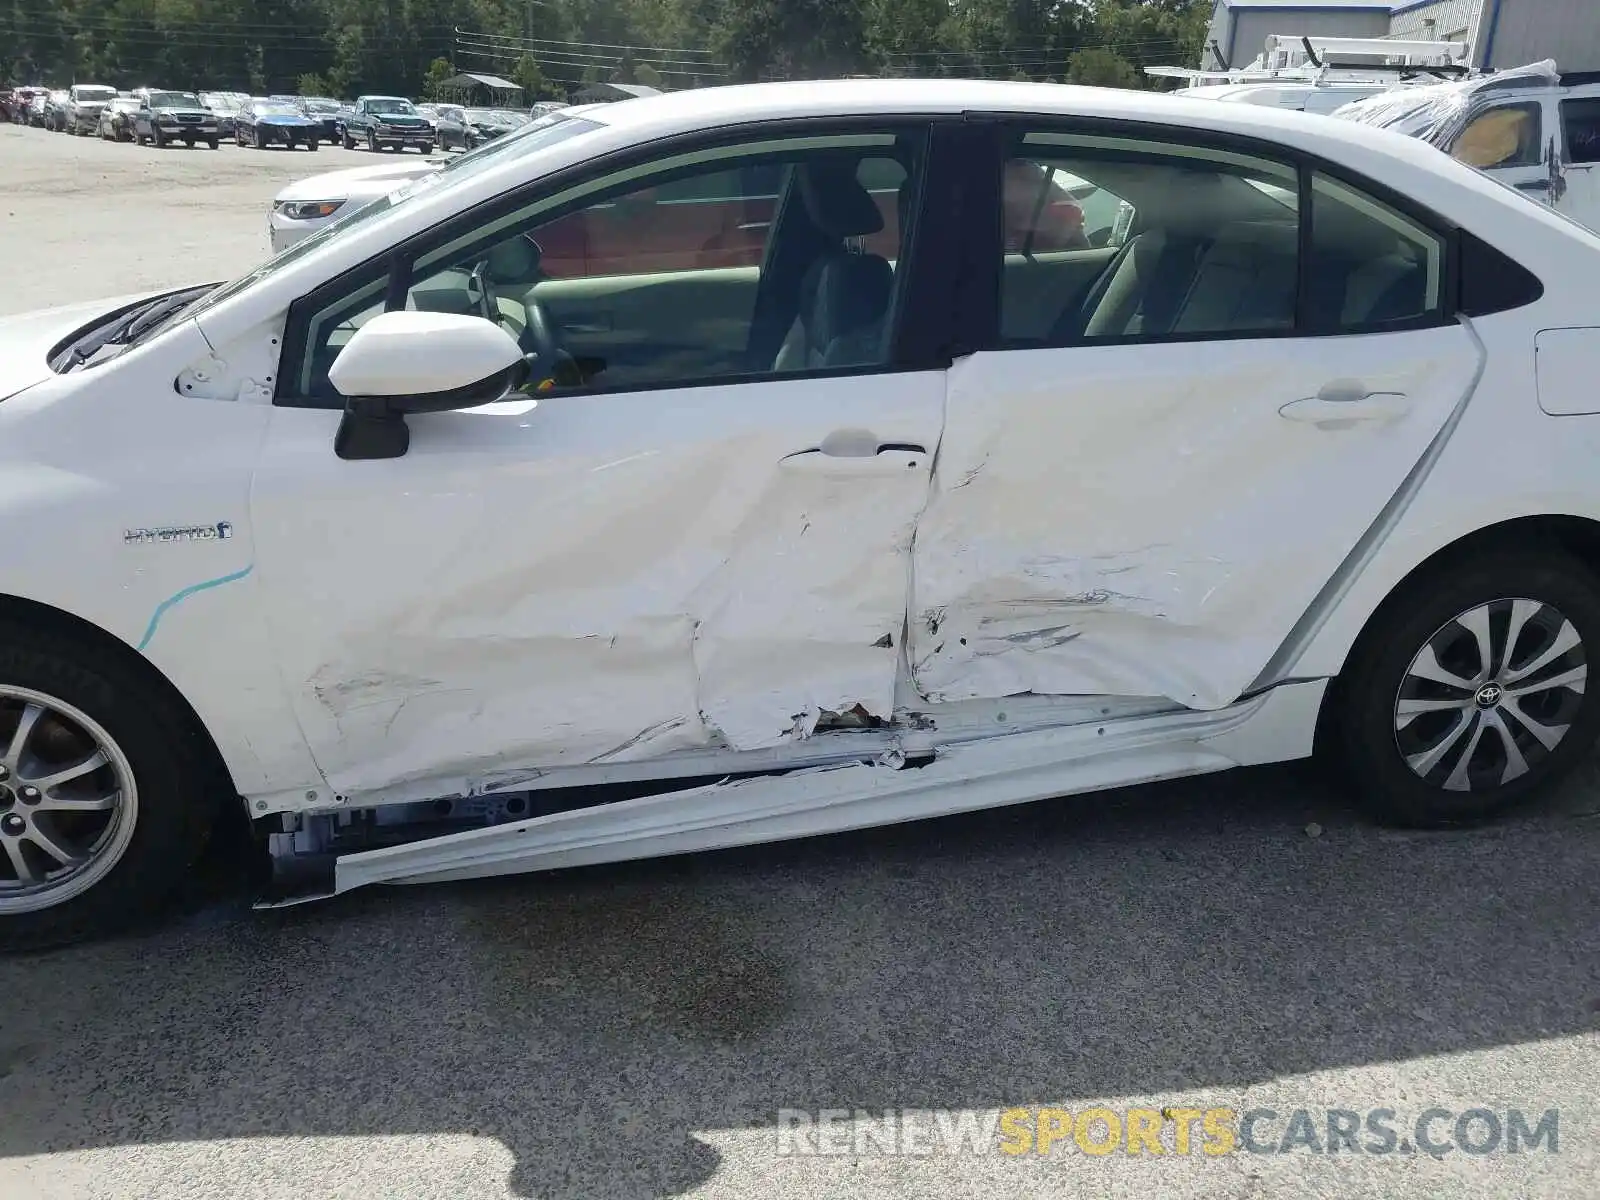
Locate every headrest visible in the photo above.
<box><xmin>796</xmin><ymin>160</ymin><xmax>884</xmax><ymax>240</ymax></box>
<box><xmin>813</xmin><ymin>254</ymin><xmax>893</xmax><ymax>339</ymax></box>
<box><xmin>486</xmin><ymin>235</ymin><xmax>541</xmax><ymax>283</ymax></box>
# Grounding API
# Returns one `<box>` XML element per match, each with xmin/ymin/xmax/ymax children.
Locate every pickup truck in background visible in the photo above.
<box><xmin>338</xmin><ymin>96</ymin><xmax>435</xmax><ymax>153</ymax></box>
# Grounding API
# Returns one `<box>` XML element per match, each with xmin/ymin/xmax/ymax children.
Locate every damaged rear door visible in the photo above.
<box><xmin>252</xmin><ymin>119</ymin><xmax>960</xmax><ymax>802</ymax></box>
<box><xmin>909</xmin><ymin>122</ymin><xmax>1482</xmax><ymax>711</ymax></box>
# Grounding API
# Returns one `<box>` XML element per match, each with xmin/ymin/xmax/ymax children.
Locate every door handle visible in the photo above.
<box><xmin>780</xmin><ymin>429</ymin><xmax>928</xmax><ymax>474</ymax></box>
<box><xmin>1279</xmin><ymin>380</ymin><xmax>1409</xmax><ymax>426</ymax></box>
<box><xmin>1515</xmin><ymin>179</ymin><xmax>1552</xmax><ymax>193</ymax></box>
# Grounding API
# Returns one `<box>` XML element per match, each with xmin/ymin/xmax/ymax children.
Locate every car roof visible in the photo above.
<box><xmin>581</xmin><ymin>78</ymin><xmax>1418</xmax><ymax>150</ymax></box>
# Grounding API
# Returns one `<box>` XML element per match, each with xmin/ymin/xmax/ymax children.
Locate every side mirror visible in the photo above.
<box><xmin>329</xmin><ymin>310</ymin><xmax>528</xmax><ymax>461</ymax></box>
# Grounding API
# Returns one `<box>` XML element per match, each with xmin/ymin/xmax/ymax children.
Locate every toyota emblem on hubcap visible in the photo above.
<box><xmin>1475</xmin><ymin>683</ymin><xmax>1504</xmax><ymax>708</ymax></box>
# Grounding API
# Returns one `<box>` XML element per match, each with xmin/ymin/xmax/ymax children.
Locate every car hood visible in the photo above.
<box><xmin>274</xmin><ymin>159</ymin><xmax>442</xmax><ymax>204</ymax></box>
<box><xmin>0</xmin><ymin>291</ymin><xmax>163</xmax><ymax>402</ymax></box>
<box><xmin>372</xmin><ymin>112</ymin><xmax>428</xmax><ymax>123</ymax></box>
<box><xmin>257</xmin><ymin>113</ymin><xmax>317</xmax><ymax>125</ymax></box>
<box><xmin>155</xmin><ymin>106</ymin><xmax>214</xmax><ymax>118</ymax></box>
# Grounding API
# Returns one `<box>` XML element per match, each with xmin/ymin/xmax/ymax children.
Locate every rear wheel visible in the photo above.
<box><xmin>207</xmin><ymin>138</ymin><xmax>219</xmax><ymax>150</ymax></box>
<box><xmin>341</xmin><ymin>128</ymin><xmax>355</xmax><ymax>150</ymax></box>
<box><xmin>0</xmin><ymin>621</ymin><xmax>220</xmax><ymax>951</ymax></box>
<box><xmin>1335</xmin><ymin>549</ymin><xmax>1600</xmax><ymax>828</ymax></box>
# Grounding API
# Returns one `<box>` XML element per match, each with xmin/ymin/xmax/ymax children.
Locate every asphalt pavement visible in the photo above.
<box><xmin>1</xmin><ymin>119</ymin><xmax>1598</xmax><ymax>1199</ymax></box>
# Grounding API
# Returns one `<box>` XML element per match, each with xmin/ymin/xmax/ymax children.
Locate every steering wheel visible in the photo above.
<box><xmin>468</xmin><ymin>251</ymin><xmax>573</xmax><ymax>387</ymax></box>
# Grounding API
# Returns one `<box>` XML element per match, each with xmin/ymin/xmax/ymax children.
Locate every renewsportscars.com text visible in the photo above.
<box><xmin>774</xmin><ymin>1106</ymin><xmax>1560</xmax><ymax>1158</ymax></box>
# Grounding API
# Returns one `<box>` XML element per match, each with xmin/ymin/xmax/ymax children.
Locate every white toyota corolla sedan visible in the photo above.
<box><xmin>2</xmin><ymin>79</ymin><xmax>1598</xmax><ymax>948</ymax></box>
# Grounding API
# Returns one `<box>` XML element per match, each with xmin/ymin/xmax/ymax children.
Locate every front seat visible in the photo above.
<box><xmin>773</xmin><ymin>160</ymin><xmax>895</xmax><ymax>371</ymax></box>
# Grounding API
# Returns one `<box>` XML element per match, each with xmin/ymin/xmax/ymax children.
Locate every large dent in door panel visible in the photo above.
<box><xmin>292</xmin><ymin>399</ymin><xmax>930</xmax><ymax>800</ymax></box>
<box><xmin>911</xmin><ymin>333</ymin><xmax>1481</xmax><ymax>710</ymax></box>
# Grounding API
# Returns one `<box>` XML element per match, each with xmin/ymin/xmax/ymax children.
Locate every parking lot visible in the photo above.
<box><xmin>0</xmin><ymin>122</ymin><xmax>428</xmax><ymax>314</ymax></box>
<box><xmin>3</xmin><ymin>120</ymin><xmax>1600</xmax><ymax>1199</ymax></box>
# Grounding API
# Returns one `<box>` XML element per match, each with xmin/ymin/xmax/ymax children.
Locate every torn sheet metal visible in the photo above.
<box><xmin>910</xmin><ymin>329</ymin><xmax>1481</xmax><ymax>710</ymax></box>
<box><xmin>328</xmin><ymin>681</ymin><xmax>1324</xmax><ymax>894</ymax></box>
<box><xmin>250</xmin><ymin>371</ymin><xmax>943</xmax><ymax>802</ymax></box>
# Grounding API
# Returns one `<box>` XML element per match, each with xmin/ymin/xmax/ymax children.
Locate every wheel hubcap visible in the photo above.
<box><xmin>0</xmin><ymin>687</ymin><xmax>138</xmax><ymax>914</ymax></box>
<box><xmin>1394</xmin><ymin>598</ymin><xmax>1588</xmax><ymax>792</ymax></box>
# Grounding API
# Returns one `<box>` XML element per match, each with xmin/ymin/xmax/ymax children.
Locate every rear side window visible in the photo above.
<box><xmin>1562</xmin><ymin>98</ymin><xmax>1600</xmax><ymax>165</ymax></box>
<box><xmin>1306</xmin><ymin>172</ymin><xmax>1446</xmax><ymax>332</ymax></box>
<box><xmin>993</xmin><ymin>129</ymin><xmax>1452</xmax><ymax>348</ymax></box>
<box><xmin>1452</xmin><ymin>103</ymin><xmax>1543</xmax><ymax>169</ymax></box>
<box><xmin>997</xmin><ymin>133</ymin><xmax>1300</xmax><ymax>346</ymax></box>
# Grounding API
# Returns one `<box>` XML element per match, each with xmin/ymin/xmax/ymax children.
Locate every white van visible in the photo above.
<box><xmin>1335</xmin><ymin>60</ymin><xmax>1600</xmax><ymax>232</ymax></box>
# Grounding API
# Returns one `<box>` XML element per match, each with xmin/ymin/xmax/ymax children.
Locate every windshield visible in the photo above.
<box><xmin>304</xmin><ymin>99</ymin><xmax>340</xmax><ymax>113</ymax></box>
<box><xmin>199</xmin><ymin>93</ymin><xmax>239</xmax><ymax>110</ymax></box>
<box><xmin>165</xmin><ymin>113</ymin><xmax>606</xmax><ymax>333</ymax></box>
<box><xmin>74</xmin><ymin>87</ymin><xmax>116</xmax><ymax>102</ymax></box>
<box><xmin>110</xmin><ymin>98</ymin><xmax>140</xmax><ymax>112</ymax></box>
<box><xmin>150</xmin><ymin>91</ymin><xmax>200</xmax><ymax>108</ymax></box>
<box><xmin>369</xmin><ymin>97</ymin><xmax>417</xmax><ymax>113</ymax></box>
<box><xmin>254</xmin><ymin>102</ymin><xmax>300</xmax><ymax>116</ymax></box>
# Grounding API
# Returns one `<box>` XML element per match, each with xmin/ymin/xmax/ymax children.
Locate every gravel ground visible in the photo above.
<box><xmin>3</xmin><ymin>118</ymin><xmax>1600</xmax><ymax>1200</ymax></box>
<box><xmin>0</xmin><ymin>120</ymin><xmax>432</xmax><ymax>313</ymax></box>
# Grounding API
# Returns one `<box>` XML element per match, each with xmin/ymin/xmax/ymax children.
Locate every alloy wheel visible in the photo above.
<box><xmin>0</xmin><ymin>686</ymin><xmax>138</xmax><ymax>914</ymax></box>
<box><xmin>1394</xmin><ymin>597</ymin><xmax>1588</xmax><ymax>792</ymax></box>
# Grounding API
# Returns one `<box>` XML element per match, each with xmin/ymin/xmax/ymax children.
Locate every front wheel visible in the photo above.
<box><xmin>153</xmin><ymin>129</ymin><xmax>166</xmax><ymax>148</ymax></box>
<box><xmin>341</xmin><ymin>129</ymin><xmax>355</xmax><ymax>150</ymax></box>
<box><xmin>207</xmin><ymin>138</ymin><xmax>219</xmax><ymax>150</ymax></box>
<box><xmin>1335</xmin><ymin>549</ymin><xmax>1600</xmax><ymax>828</ymax></box>
<box><xmin>0</xmin><ymin>621</ymin><xmax>220</xmax><ymax>951</ymax></box>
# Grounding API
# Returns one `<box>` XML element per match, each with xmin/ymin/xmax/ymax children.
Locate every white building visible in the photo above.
<box><xmin>1204</xmin><ymin>0</ymin><xmax>1600</xmax><ymax>74</ymax></box>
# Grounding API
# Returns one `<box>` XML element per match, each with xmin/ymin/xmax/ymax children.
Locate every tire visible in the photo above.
<box><xmin>208</xmin><ymin>138</ymin><xmax>219</xmax><ymax>150</ymax></box>
<box><xmin>367</xmin><ymin>132</ymin><xmax>378</xmax><ymax>153</ymax></box>
<box><xmin>307</xmin><ymin>138</ymin><xmax>318</xmax><ymax>152</ymax></box>
<box><xmin>153</xmin><ymin>129</ymin><xmax>166</xmax><ymax>149</ymax></box>
<box><xmin>183</xmin><ymin>136</ymin><xmax>194</xmax><ymax>148</ymax></box>
<box><xmin>341</xmin><ymin>129</ymin><xmax>355</xmax><ymax>150</ymax></box>
<box><xmin>1334</xmin><ymin>548</ymin><xmax>1600</xmax><ymax>828</ymax></box>
<box><xmin>0</xmin><ymin>618</ymin><xmax>221</xmax><ymax>951</ymax></box>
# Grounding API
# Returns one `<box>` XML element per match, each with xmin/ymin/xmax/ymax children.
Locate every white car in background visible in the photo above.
<box><xmin>269</xmin><ymin>158</ymin><xmax>441</xmax><ymax>251</ymax></box>
<box><xmin>4</xmin><ymin>80</ymin><xmax>1600</xmax><ymax>952</ymax></box>
<box><xmin>268</xmin><ymin>106</ymin><xmax>605</xmax><ymax>251</ymax></box>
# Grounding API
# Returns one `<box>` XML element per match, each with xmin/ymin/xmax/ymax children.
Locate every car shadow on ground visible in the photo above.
<box><xmin>3</xmin><ymin>759</ymin><xmax>1599</xmax><ymax>1197</ymax></box>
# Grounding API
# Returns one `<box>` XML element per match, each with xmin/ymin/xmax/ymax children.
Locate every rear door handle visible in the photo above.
<box><xmin>1279</xmin><ymin>380</ymin><xmax>1409</xmax><ymax>426</ymax></box>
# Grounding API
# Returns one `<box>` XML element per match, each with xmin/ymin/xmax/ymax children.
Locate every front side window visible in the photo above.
<box><xmin>286</xmin><ymin>127</ymin><xmax>928</xmax><ymax>402</ymax></box>
<box><xmin>1452</xmin><ymin>103</ymin><xmax>1544</xmax><ymax>169</ymax></box>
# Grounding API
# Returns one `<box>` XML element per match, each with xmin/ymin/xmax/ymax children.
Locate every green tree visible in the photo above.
<box><xmin>1066</xmin><ymin>46</ymin><xmax>1138</xmax><ymax>89</ymax></box>
<box><xmin>634</xmin><ymin>61</ymin><xmax>662</xmax><ymax>89</ymax></box>
<box><xmin>422</xmin><ymin>56</ymin><xmax>454</xmax><ymax>100</ymax></box>
<box><xmin>513</xmin><ymin>52</ymin><xmax>561</xmax><ymax>100</ymax></box>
